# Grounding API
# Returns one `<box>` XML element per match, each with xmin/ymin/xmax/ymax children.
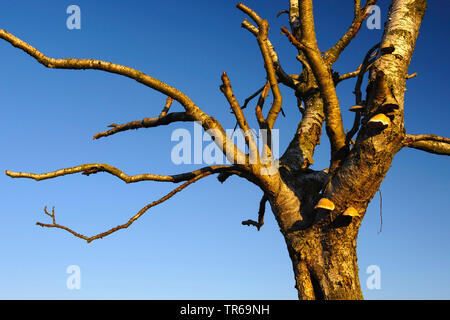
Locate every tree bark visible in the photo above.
<box><xmin>0</xmin><ymin>0</ymin><xmax>431</xmax><ymax>300</ymax></box>
<box><xmin>266</xmin><ymin>174</ymin><xmax>363</xmax><ymax>300</ymax></box>
<box><xmin>265</xmin><ymin>0</ymin><xmax>427</xmax><ymax>300</ymax></box>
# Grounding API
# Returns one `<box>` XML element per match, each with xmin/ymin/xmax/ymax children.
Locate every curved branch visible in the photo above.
<box><xmin>0</xmin><ymin>28</ymin><xmax>249</xmax><ymax>168</ymax></box>
<box><xmin>255</xmin><ymin>82</ymin><xmax>271</xmax><ymax>128</ymax></box>
<box><xmin>403</xmin><ymin>134</ymin><xmax>450</xmax><ymax>156</ymax></box>
<box><xmin>345</xmin><ymin>43</ymin><xmax>381</xmax><ymax>147</ymax></box>
<box><xmin>242</xmin><ymin>193</ymin><xmax>268</xmax><ymax>231</ymax></box>
<box><xmin>241</xmin><ymin>19</ymin><xmax>298</xmax><ymax>91</ymax></box>
<box><xmin>36</xmin><ymin>172</ymin><xmax>214</xmax><ymax>243</ymax></box>
<box><xmin>323</xmin><ymin>0</ymin><xmax>379</xmax><ymax>65</ymax></box>
<box><xmin>281</xmin><ymin>26</ymin><xmax>346</xmax><ymax>159</ymax></box>
<box><xmin>354</xmin><ymin>43</ymin><xmax>381</xmax><ymax>104</ymax></box>
<box><xmin>0</xmin><ymin>29</ymin><xmax>198</xmax><ymax>116</ymax></box>
<box><xmin>220</xmin><ymin>72</ymin><xmax>259</xmax><ymax>161</ymax></box>
<box><xmin>6</xmin><ymin>163</ymin><xmax>235</xmax><ymax>183</ymax></box>
<box><xmin>237</xmin><ymin>4</ymin><xmax>283</xmax><ymax>129</ymax></box>
<box><xmin>242</xmin><ymin>84</ymin><xmax>266</xmax><ymax>110</ymax></box>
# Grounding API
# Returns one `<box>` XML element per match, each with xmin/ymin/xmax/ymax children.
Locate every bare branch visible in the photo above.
<box><xmin>0</xmin><ymin>29</ymin><xmax>255</xmax><ymax>170</ymax></box>
<box><xmin>241</xmin><ymin>19</ymin><xmax>299</xmax><ymax>90</ymax></box>
<box><xmin>6</xmin><ymin>163</ymin><xmax>235</xmax><ymax>183</ymax></box>
<box><xmin>344</xmin><ymin>42</ymin><xmax>383</xmax><ymax>149</ymax></box>
<box><xmin>403</xmin><ymin>134</ymin><xmax>450</xmax><ymax>156</ymax></box>
<box><xmin>0</xmin><ymin>29</ymin><xmax>198</xmax><ymax>117</ymax></box>
<box><xmin>228</xmin><ymin>82</ymin><xmax>267</xmax><ymax>135</ymax></box>
<box><xmin>0</xmin><ymin>29</ymin><xmax>249</xmax><ymax>167</ymax></box>
<box><xmin>277</xmin><ymin>10</ymin><xmax>289</xmax><ymax>18</ymax></box>
<box><xmin>353</xmin><ymin>43</ymin><xmax>381</xmax><ymax>104</ymax></box>
<box><xmin>345</xmin><ymin>113</ymin><xmax>362</xmax><ymax>148</ymax></box>
<box><xmin>281</xmin><ymin>26</ymin><xmax>347</xmax><ymax>159</ymax></box>
<box><xmin>94</xmin><ymin>112</ymin><xmax>194</xmax><ymax>140</ymax></box>
<box><xmin>36</xmin><ymin>172</ymin><xmax>214</xmax><ymax>243</ymax></box>
<box><xmin>336</xmin><ymin>45</ymin><xmax>379</xmax><ymax>85</ymax></box>
<box><xmin>242</xmin><ymin>84</ymin><xmax>266</xmax><ymax>110</ymax></box>
<box><xmin>236</xmin><ymin>3</ymin><xmax>262</xmax><ymax>25</ymax></box>
<box><xmin>336</xmin><ymin>66</ymin><xmax>362</xmax><ymax>82</ymax></box>
<box><xmin>255</xmin><ymin>82</ymin><xmax>271</xmax><ymax>128</ymax></box>
<box><xmin>220</xmin><ymin>72</ymin><xmax>259</xmax><ymax>159</ymax></box>
<box><xmin>242</xmin><ymin>194</ymin><xmax>268</xmax><ymax>231</ymax></box>
<box><xmin>323</xmin><ymin>0</ymin><xmax>379</xmax><ymax>65</ymax></box>
<box><xmin>158</xmin><ymin>96</ymin><xmax>174</xmax><ymax>117</ymax></box>
<box><xmin>406</xmin><ymin>72</ymin><xmax>418</xmax><ymax>79</ymax></box>
<box><xmin>280</xmin><ymin>26</ymin><xmax>309</xmax><ymax>52</ymax></box>
<box><xmin>377</xmin><ymin>189</ymin><xmax>383</xmax><ymax>234</ymax></box>
<box><xmin>237</xmin><ymin>4</ymin><xmax>283</xmax><ymax>129</ymax></box>
<box><xmin>296</xmin><ymin>0</ymin><xmax>319</xmax><ymax>48</ymax></box>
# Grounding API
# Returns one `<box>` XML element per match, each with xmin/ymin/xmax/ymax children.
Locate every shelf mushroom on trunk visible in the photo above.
<box><xmin>367</xmin><ymin>113</ymin><xmax>391</xmax><ymax>129</ymax></box>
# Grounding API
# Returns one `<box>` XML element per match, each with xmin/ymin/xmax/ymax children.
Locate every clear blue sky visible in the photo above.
<box><xmin>0</xmin><ymin>0</ymin><xmax>448</xmax><ymax>299</ymax></box>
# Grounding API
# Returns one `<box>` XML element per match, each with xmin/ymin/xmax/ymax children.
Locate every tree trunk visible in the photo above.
<box><xmin>267</xmin><ymin>181</ymin><xmax>364</xmax><ymax>300</ymax></box>
<box><xmin>288</xmin><ymin>230</ymin><xmax>362</xmax><ymax>300</ymax></box>
<box><xmin>262</xmin><ymin>0</ymin><xmax>427</xmax><ymax>300</ymax></box>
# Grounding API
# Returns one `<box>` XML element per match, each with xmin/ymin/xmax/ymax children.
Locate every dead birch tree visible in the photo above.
<box><xmin>1</xmin><ymin>0</ymin><xmax>446</xmax><ymax>299</ymax></box>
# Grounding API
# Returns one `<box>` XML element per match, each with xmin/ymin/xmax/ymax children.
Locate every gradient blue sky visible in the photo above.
<box><xmin>0</xmin><ymin>0</ymin><xmax>449</xmax><ymax>299</ymax></box>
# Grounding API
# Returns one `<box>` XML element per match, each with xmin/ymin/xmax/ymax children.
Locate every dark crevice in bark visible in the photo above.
<box><xmin>309</xmin><ymin>269</ymin><xmax>325</xmax><ymax>300</ymax></box>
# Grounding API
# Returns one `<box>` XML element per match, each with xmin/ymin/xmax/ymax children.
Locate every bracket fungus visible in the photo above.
<box><xmin>380</xmin><ymin>95</ymin><xmax>399</xmax><ymax>113</ymax></box>
<box><xmin>314</xmin><ymin>198</ymin><xmax>335</xmax><ymax>211</ymax></box>
<box><xmin>380</xmin><ymin>43</ymin><xmax>395</xmax><ymax>55</ymax></box>
<box><xmin>368</xmin><ymin>113</ymin><xmax>390</xmax><ymax>129</ymax></box>
<box><xmin>343</xmin><ymin>207</ymin><xmax>359</xmax><ymax>217</ymax></box>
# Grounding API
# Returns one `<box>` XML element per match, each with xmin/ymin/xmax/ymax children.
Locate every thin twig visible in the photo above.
<box><xmin>37</xmin><ymin>172</ymin><xmax>214</xmax><ymax>243</ymax></box>
<box><xmin>242</xmin><ymin>84</ymin><xmax>266</xmax><ymax>110</ymax></box>
<box><xmin>345</xmin><ymin>43</ymin><xmax>381</xmax><ymax>147</ymax></box>
<box><xmin>242</xmin><ymin>194</ymin><xmax>268</xmax><ymax>231</ymax></box>
<box><xmin>406</xmin><ymin>72</ymin><xmax>418</xmax><ymax>79</ymax></box>
<box><xmin>94</xmin><ymin>112</ymin><xmax>194</xmax><ymax>140</ymax></box>
<box><xmin>377</xmin><ymin>189</ymin><xmax>383</xmax><ymax>234</ymax></box>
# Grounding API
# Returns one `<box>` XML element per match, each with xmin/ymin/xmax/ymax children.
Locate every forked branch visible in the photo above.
<box><xmin>220</xmin><ymin>72</ymin><xmax>259</xmax><ymax>161</ymax></box>
<box><xmin>94</xmin><ymin>113</ymin><xmax>194</xmax><ymax>140</ymax></box>
<box><xmin>0</xmin><ymin>28</ymin><xmax>248</xmax><ymax>167</ymax></box>
<box><xmin>92</xmin><ymin>97</ymin><xmax>193</xmax><ymax>140</ymax></box>
<box><xmin>6</xmin><ymin>163</ymin><xmax>235</xmax><ymax>184</ymax></box>
<box><xmin>242</xmin><ymin>84</ymin><xmax>266</xmax><ymax>110</ymax></box>
<box><xmin>323</xmin><ymin>0</ymin><xmax>379</xmax><ymax>65</ymax></box>
<box><xmin>36</xmin><ymin>172</ymin><xmax>214</xmax><ymax>243</ymax></box>
<box><xmin>0</xmin><ymin>29</ymin><xmax>197</xmax><ymax>115</ymax></box>
<box><xmin>281</xmin><ymin>25</ymin><xmax>347</xmax><ymax>159</ymax></box>
<box><xmin>241</xmin><ymin>19</ymin><xmax>298</xmax><ymax>90</ymax></box>
<box><xmin>237</xmin><ymin>3</ymin><xmax>283</xmax><ymax>130</ymax></box>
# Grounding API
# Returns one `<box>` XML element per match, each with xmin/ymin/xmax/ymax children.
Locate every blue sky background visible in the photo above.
<box><xmin>0</xmin><ymin>0</ymin><xmax>448</xmax><ymax>299</ymax></box>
